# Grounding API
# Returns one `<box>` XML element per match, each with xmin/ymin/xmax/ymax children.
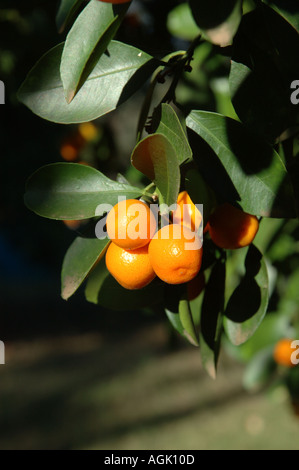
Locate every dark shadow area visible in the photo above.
<box><xmin>188</xmin><ymin>129</ymin><xmax>240</xmax><ymax>204</ymax></box>
<box><xmin>225</xmin><ymin>276</ymin><xmax>261</xmax><ymax>323</ymax></box>
<box><xmin>225</xmin><ymin>245</ymin><xmax>263</xmax><ymax>324</ymax></box>
<box><xmin>189</xmin><ymin>0</ymin><xmax>239</xmax><ymax>30</ymax></box>
<box><xmin>230</xmin><ymin>5</ymin><xmax>299</xmax><ymax>143</ymax></box>
<box><xmin>118</xmin><ymin>58</ymin><xmax>161</xmax><ymax>107</ymax></box>
<box><xmin>200</xmin><ymin>261</ymin><xmax>225</xmax><ymax>350</ymax></box>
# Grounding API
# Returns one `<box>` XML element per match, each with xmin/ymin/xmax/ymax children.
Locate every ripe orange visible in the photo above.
<box><xmin>105</xmin><ymin>242</ymin><xmax>156</xmax><ymax>290</ymax></box>
<box><xmin>148</xmin><ymin>224</ymin><xmax>203</xmax><ymax>285</ymax></box>
<box><xmin>172</xmin><ymin>191</ymin><xmax>202</xmax><ymax>232</ymax></box>
<box><xmin>187</xmin><ymin>271</ymin><xmax>205</xmax><ymax>301</ymax></box>
<box><xmin>273</xmin><ymin>339</ymin><xmax>297</xmax><ymax>368</ymax></box>
<box><xmin>208</xmin><ymin>203</ymin><xmax>259</xmax><ymax>249</ymax></box>
<box><xmin>106</xmin><ymin>199</ymin><xmax>157</xmax><ymax>250</ymax></box>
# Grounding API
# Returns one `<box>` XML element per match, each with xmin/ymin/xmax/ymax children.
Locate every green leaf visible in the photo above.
<box><xmin>179</xmin><ymin>298</ymin><xmax>199</xmax><ymax>346</ymax></box>
<box><xmin>263</xmin><ymin>0</ymin><xmax>299</xmax><ymax>31</ymax></box>
<box><xmin>56</xmin><ymin>0</ymin><xmax>85</xmax><ymax>33</ymax></box>
<box><xmin>61</xmin><ymin>0</ymin><xmax>129</xmax><ymax>103</ymax></box>
<box><xmin>186</xmin><ymin>110</ymin><xmax>296</xmax><ymax>218</ymax></box>
<box><xmin>131</xmin><ymin>133</ymin><xmax>180</xmax><ymax>208</ymax></box>
<box><xmin>164</xmin><ymin>284</ymin><xmax>199</xmax><ymax>346</ymax></box>
<box><xmin>188</xmin><ymin>0</ymin><xmax>242</xmax><ymax>46</ymax></box>
<box><xmin>152</xmin><ymin>104</ymin><xmax>192</xmax><ymax>165</ymax></box>
<box><xmin>229</xmin><ymin>5</ymin><xmax>299</xmax><ymax>142</ymax></box>
<box><xmin>200</xmin><ymin>260</ymin><xmax>226</xmax><ymax>378</ymax></box>
<box><xmin>24</xmin><ymin>163</ymin><xmax>143</xmax><ymax>220</ymax></box>
<box><xmin>165</xmin><ymin>309</ymin><xmax>185</xmax><ymax>338</ymax></box>
<box><xmin>167</xmin><ymin>3</ymin><xmax>201</xmax><ymax>41</ymax></box>
<box><xmin>18</xmin><ymin>42</ymin><xmax>159</xmax><ymax>124</ymax></box>
<box><xmin>243</xmin><ymin>346</ymin><xmax>277</xmax><ymax>391</ymax></box>
<box><xmin>61</xmin><ymin>236</ymin><xmax>109</xmax><ymax>300</ymax></box>
<box><xmin>85</xmin><ymin>258</ymin><xmax>164</xmax><ymax>310</ymax></box>
<box><xmin>224</xmin><ymin>245</ymin><xmax>269</xmax><ymax>346</ymax></box>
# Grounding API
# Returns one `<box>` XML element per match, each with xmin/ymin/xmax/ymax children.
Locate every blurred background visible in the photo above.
<box><xmin>0</xmin><ymin>0</ymin><xmax>298</xmax><ymax>450</ymax></box>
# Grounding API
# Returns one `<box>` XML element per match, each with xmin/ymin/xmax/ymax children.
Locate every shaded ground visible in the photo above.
<box><xmin>0</xmin><ymin>323</ymin><xmax>298</xmax><ymax>450</ymax></box>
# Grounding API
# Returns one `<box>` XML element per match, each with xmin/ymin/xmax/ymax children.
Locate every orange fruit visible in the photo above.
<box><xmin>60</xmin><ymin>133</ymin><xmax>84</xmax><ymax>162</ymax></box>
<box><xmin>172</xmin><ymin>191</ymin><xmax>202</xmax><ymax>232</ymax></box>
<box><xmin>105</xmin><ymin>242</ymin><xmax>156</xmax><ymax>290</ymax></box>
<box><xmin>106</xmin><ymin>199</ymin><xmax>157</xmax><ymax>250</ymax></box>
<box><xmin>273</xmin><ymin>339</ymin><xmax>297</xmax><ymax>368</ymax></box>
<box><xmin>60</xmin><ymin>143</ymin><xmax>78</xmax><ymax>162</ymax></box>
<box><xmin>208</xmin><ymin>203</ymin><xmax>259</xmax><ymax>249</ymax></box>
<box><xmin>187</xmin><ymin>271</ymin><xmax>205</xmax><ymax>301</ymax></box>
<box><xmin>63</xmin><ymin>219</ymin><xmax>82</xmax><ymax>230</ymax></box>
<box><xmin>148</xmin><ymin>224</ymin><xmax>203</xmax><ymax>285</ymax></box>
<box><xmin>78</xmin><ymin>122</ymin><xmax>98</xmax><ymax>141</ymax></box>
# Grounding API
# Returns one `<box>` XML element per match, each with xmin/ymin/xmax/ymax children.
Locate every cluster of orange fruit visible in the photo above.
<box><xmin>105</xmin><ymin>192</ymin><xmax>259</xmax><ymax>297</ymax></box>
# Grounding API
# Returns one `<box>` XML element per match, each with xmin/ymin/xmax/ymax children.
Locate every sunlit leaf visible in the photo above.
<box><xmin>61</xmin><ymin>236</ymin><xmax>109</xmax><ymax>300</ymax></box>
<box><xmin>24</xmin><ymin>163</ymin><xmax>143</xmax><ymax>220</ymax></box>
<box><xmin>61</xmin><ymin>0</ymin><xmax>129</xmax><ymax>102</ymax></box>
<box><xmin>152</xmin><ymin>104</ymin><xmax>192</xmax><ymax>165</ymax></box>
<box><xmin>18</xmin><ymin>42</ymin><xmax>159</xmax><ymax>124</ymax></box>
<box><xmin>131</xmin><ymin>133</ymin><xmax>180</xmax><ymax>208</ymax></box>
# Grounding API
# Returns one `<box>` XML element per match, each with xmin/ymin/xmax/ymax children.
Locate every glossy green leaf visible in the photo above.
<box><xmin>187</xmin><ymin>111</ymin><xmax>296</xmax><ymax>218</ymax></box>
<box><xmin>56</xmin><ymin>0</ymin><xmax>85</xmax><ymax>33</ymax></box>
<box><xmin>188</xmin><ymin>0</ymin><xmax>242</xmax><ymax>46</ymax></box>
<box><xmin>61</xmin><ymin>0</ymin><xmax>129</xmax><ymax>102</ymax></box>
<box><xmin>179</xmin><ymin>298</ymin><xmax>199</xmax><ymax>346</ymax></box>
<box><xmin>167</xmin><ymin>3</ymin><xmax>201</xmax><ymax>41</ymax></box>
<box><xmin>61</xmin><ymin>236</ymin><xmax>109</xmax><ymax>300</ymax></box>
<box><xmin>18</xmin><ymin>42</ymin><xmax>159</xmax><ymax>124</ymax></box>
<box><xmin>230</xmin><ymin>5</ymin><xmax>299</xmax><ymax>142</ymax></box>
<box><xmin>243</xmin><ymin>346</ymin><xmax>277</xmax><ymax>391</ymax></box>
<box><xmin>165</xmin><ymin>309</ymin><xmax>185</xmax><ymax>338</ymax></box>
<box><xmin>24</xmin><ymin>163</ymin><xmax>143</xmax><ymax>220</ymax></box>
<box><xmin>164</xmin><ymin>284</ymin><xmax>199</xmax><ymax>346</ymax></box>
<box><xmin>85</xmin><ymin>258</ymin><xmax>164</xmax><ymax>310</ymax></box>
<box><xmin>224</xmin><ymin>245</ymin><xmax>269</xmax><ymax>346</ymax></box>
<box><xmin>131</xmin><ymin>133</ymin><xmax>180</xmax><ymax>208</ymax></box>
<box><xmin>152</xmin><ymin>104</ymin><xmax>192</xmax><ymax>165</ymax></box>
<box><xmin>200</xmin><ymin>260</ymin><xmax>226</xmax><ymax>378</ymax></box>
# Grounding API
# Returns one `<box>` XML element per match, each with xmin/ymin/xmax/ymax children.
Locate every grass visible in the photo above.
<box><xmin>0</xmin><ymin>322</ymin><xmax>298</xmax><ymax>450</ymax></box>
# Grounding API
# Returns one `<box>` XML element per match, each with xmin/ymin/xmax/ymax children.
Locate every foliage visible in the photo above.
<box><xmin>18</xmin><ymin>0</ymin><xmax>299</xmax><ymax>382</ymax></box>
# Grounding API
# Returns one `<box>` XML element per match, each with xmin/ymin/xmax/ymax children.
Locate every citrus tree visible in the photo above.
<box><xmin>18</xmin><ymin>0</ymin><xmax>299</xmax><ymax>393</ymax></box>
